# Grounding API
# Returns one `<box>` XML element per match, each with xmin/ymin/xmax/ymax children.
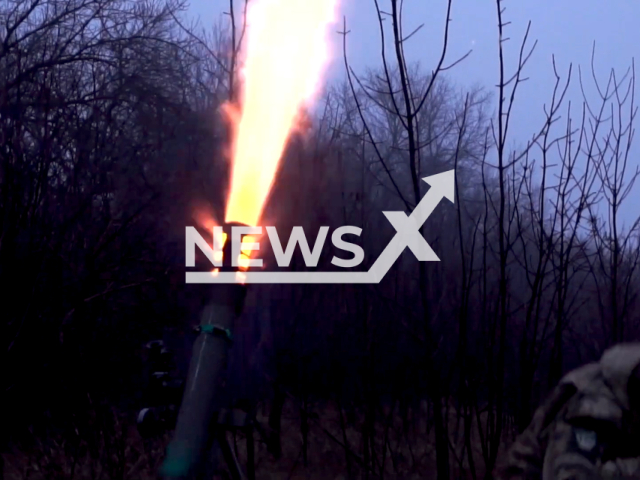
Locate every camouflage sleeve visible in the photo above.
<box><xmin>540</xmin><ymin>420</ymin><xmax>606</xmax><ymax>480</ymax></box>
<box><xmin>496</xmin><ymin>382</ymin><xmax>578</xmax><ymax>480</ymax></box>
<box><xmin>498</xmin><ymin>346</ymin><xmax>640</xmax><ymax>480</ymax></box>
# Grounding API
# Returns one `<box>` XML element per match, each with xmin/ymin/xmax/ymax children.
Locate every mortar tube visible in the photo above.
<box><xmin>160</xmin><ymin>224</ymin><xmax>249</xmax><ymax>479</ymax></box>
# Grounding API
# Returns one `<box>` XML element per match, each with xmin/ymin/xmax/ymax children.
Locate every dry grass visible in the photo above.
<box><xmin>2</xmin><ymin>399</ymin><xmax>516</xmax><ymax>479</ymax></box>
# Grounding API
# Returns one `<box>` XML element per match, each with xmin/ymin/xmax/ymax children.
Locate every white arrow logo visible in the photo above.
<box><xmin>186</xmin><ymin>170</ymin><xmax>455</xmax><ymax>284</ymax></box>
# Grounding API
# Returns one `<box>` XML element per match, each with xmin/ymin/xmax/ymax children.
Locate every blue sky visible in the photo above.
<box><xmin>187</xmin><ymin>0</ymin><xmax>639</xmax><ymax>226</ymax></box>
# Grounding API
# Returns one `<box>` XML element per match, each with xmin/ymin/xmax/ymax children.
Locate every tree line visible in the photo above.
<box><xmin>1</xmin><ymin>0</ymin><xmax>638</xmax><ymax>478</ymax></box>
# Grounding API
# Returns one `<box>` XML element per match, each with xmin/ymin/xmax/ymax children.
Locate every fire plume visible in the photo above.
<box><xmin>224</xmin><ymin>0</ymin><xmax>338</xmax><ymax>227</ymax></box>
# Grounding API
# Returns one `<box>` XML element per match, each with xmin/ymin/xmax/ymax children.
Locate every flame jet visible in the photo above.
<box><xmin>225</xmin><ymin>0</ymin><xmax>338</xmax><ymax>227</ymax></box>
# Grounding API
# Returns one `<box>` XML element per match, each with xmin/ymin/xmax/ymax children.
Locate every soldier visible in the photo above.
<box><xmin>496</xmin><ymin>343</ymin><xmax>640</xmax><ymax>480</ymax></box>
<box><xmin>137</xmin><ymin>340</ymin><xmax>184</xmax><ymax>437</ymax></box>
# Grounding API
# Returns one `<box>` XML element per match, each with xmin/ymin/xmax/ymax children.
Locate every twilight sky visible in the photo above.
<box><xmin>187</xmin><ymin>0</ymin><xmax>639</xmax><ymax>226</ymax></box>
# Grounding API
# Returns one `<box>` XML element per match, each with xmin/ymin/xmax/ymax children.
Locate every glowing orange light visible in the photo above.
<box><xmin>193</xmin><ymin>207</ymin><xmax>217</xmax><ymax>232</ymax></box>
<box><xmin>208</xmin><ymin>233</ymin><xmax>259</xmax><ymax>273</ymax></box>
<box><xmin>237</xmin><ymin>235</ymin><xmax>256</xmax><ymax>270</ymax></box>
<box><xmin>224</xmin><ymin>0</ymin><xmax>338</xmax><ymax>227</ymax></box>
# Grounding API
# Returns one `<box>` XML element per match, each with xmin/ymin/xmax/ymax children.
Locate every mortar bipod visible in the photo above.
<box><xmin>200</xmin><ymin>408</ymin><xmax>255</xmax><ymax>480</ymax></box>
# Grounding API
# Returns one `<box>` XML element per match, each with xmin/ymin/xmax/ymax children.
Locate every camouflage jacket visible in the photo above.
<box><xmin>496</xmin><ymin>343</ymin><xmax>640</xmax><ymax>480</ymax></box>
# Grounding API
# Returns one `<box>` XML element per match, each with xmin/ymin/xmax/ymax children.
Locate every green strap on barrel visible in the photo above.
<box><xmin>196</xmin><ymin>324</ymin><xmax>233</xmax><ymax>343</ymax></box>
